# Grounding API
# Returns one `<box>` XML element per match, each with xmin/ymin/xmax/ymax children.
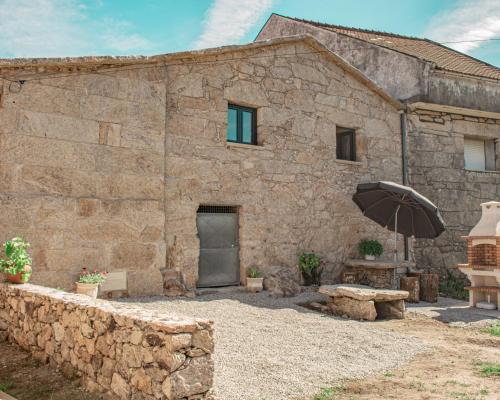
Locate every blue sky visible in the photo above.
<box><xmin>1</xmin><ymin>0</ymin><xmax>499</xmax><ymax>67</ymax></box>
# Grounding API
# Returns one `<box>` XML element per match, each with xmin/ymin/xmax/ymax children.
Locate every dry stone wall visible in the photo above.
<box><xmin>0</xmin><ymin>283</ymin><xmax>214</xmax><ymax>399</ymax></box>
<box><xmin>408</xmin><ymin>110</ymin><xmax>500</xmax><ymax>276</ymax></box>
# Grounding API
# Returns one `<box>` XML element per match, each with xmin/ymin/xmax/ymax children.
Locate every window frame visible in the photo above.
<box><xmin>336</xmin><ymin>126</ymin><xmax>357</xmax><ymax>162</ymax></box>
<box><xmin>227</xmin><ymin>103</ymin><xmax>257</xmax><ymax>145</ymax></box>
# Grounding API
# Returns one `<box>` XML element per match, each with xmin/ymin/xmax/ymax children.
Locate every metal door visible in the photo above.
<box><xmin>196</xmin><ymin>207</ymin><xmax>239</xmax><ymax>287</ymax></box>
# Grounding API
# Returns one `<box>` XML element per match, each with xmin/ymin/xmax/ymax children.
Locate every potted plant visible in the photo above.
<box><xmin>358</xmin><ymin>239</ymin><xmax>384</xmax><ymax>261</ymax></box>
<box><xmin>0</xmin><ymin>237</ymin><xmax>32</xmax><ymax>284</ymax></box>
<box><xmin>76</xmin><ymin>268</ymin><xmax>107</xmax><ymax>299</ymax></box>
<box><xmin>246</xmin><ymin>267</ymin><xmax>264</xmax><ymax>292</ymax></box>
<box><xmin>298</xmin><ymin>252</ymin><xmax>323</xmax><ymax>286</ymax></box>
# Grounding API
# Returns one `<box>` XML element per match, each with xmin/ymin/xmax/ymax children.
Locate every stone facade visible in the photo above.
<box><xmin>407</xmin><ymin>110</ymin><xmax>500</xmax><ymax>276</ymax></box>
<box><xmin>256</xmin><ymin>14</ymin><xmax>500</xmax><ymax>280</ymax></box>
<box><xmin>0</xmin><ymin>37</ymin><xmax>404</xmax><ymax>293</ymax></box>
<box><xmin>0</xmin><ymin>64</ymin><xmax>167</xmax><ymax>296</ymax></box>
<box><xmin>0</xmin><ymin>283</ymin><xmax>214</xmax><ymax>399</ymax></box>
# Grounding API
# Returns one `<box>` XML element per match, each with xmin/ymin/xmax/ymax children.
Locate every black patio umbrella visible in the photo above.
<box><xmin>352</xmin><ymin>181</ymin><xmax>445</xmax><ymax>259</ymax></box>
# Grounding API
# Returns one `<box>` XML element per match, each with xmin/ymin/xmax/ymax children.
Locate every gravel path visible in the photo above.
<box><xmin>119</xmin><ymin>291</ymin><xmax>428</xmax><ymax>400</ymax></box>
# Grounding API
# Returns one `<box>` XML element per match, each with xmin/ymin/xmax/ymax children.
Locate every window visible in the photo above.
<box><xmin>227</xmin><ymin>104</ymin><xmax>256</xmax><ymax>145</ymax></box>
<box><xmin>336</xmin><ymin>126</ymin><xmax>356</xmax><ymax>161</ymax></box>
<box><xmin>464</xmin><ymin>137</ymin><xmax>496</xmax><ymax>171</ymax></box>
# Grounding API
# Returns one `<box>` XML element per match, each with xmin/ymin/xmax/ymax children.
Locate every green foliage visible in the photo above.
<box><xmin>78</xmin><ymin>268</ymin><xmax>107</xmax><ymax>285</ymax></box>
<box><xmin>0</xmin><ymin>237</ymin><xmax>32</xmax><ymax>282</ymax></box>
<box><xmin>298</xmin><ymin>252</ymin><xmax>323</xmax><ymax>286</ymax></box>
<box><xmin>247</xmin><ymin>267</ymin><xmax>262</xmax><ymax>278</ymax></box>
<box><xmin>439</xmin><ymin>272</ymin><xmax>468</xmax><ymax>301</ymax></box>
<box><xmin>0</xmin><ymin>381</ymin><xmax>14</xmax><ymax>392</ymax></box>
<box><xmin>482</xmin><ymin>322</ymin><xmax>500</xmax><ymax>337</ymax></box>
<box><xmin>477</xmin><ymin>362</ymin><xmax>500</xmax><ymax>377</ymax></box>
<box><xmin>358</xmin><ymin>239</ymin><xmax>383</xmax><ymax>257</ymax></box>
<box><xmin>312</xmin><ymin>385</ymin><xmax>345</xmax><ymax>400</ymax></box>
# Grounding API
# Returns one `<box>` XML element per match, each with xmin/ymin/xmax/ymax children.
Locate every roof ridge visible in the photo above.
<box><xmin>271</xmin><ymin>13</ymin><xmax>500</xmax><ymax>79</ymax></box>
<box><xmin>275</xmin><ymin>14</ymin><xmax>426</xmax><ymax>42</ymax></box>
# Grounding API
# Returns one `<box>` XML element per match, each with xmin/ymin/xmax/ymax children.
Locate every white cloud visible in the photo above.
<box><xmin>424</xmin><ymin>0</ymin><xmax>500</xmax><ymax>53</ymax></box>
<box><xmin>0</xmin><ymin>0</ymin><xmax>152</xmax><ymax>57</ymax></box>
<box><xmin>194</xmin><ymin>0</ymin><xmax>274</xmax><ymax>49</ymax></box>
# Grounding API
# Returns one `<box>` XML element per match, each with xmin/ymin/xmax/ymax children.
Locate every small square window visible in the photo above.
<box><xmin>227</xmin><ymin>104</ymin><xmax>256</xmax><ymax>145</ymax></box>
<box><xmin>336</xmin><ymin>127</ymin><xmax>356</xmax><ymax>161</ymax></box>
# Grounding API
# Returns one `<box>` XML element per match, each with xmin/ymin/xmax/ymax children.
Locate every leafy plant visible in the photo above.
<box><xmin>482</xmin><ymin>322</ymin><xmax>500</xmax><ymax>337</ymax></box>
<box><xmin>298</xmin><ymin>252</ymin><xmax>323</xmax><ymax>286</ymax></box>
<box><xmin>477</xmin><ymin>362</ymin><xmax>500</xmax><ymax>377</ymax></box>
<box><xmin>78</xmin><ymin>268</ymin><xmax>107</xmax><ymax>285</ymax></box>
<box><xmin>439</xmin><ymin>272</ymin><xmax>468</xmax><ymax>301</ymax></box>
<box><xmin>0</xmin><ymin>237</ymin><xmax>32</xmax><ymax>282</ymax></box>
<box><xmin>0</xmin><ymin>381</ymin><xmax>14</xmax><ymax>392</ymax></box>
<box><xmin>247</xmin><ymin>267</ymin><xmax>262</xmax><ymax>278</ymax></box>
<box><xmin>358</xmin><ymin>239</ymin><xmax>384</xmax><ymax>257</ymax></box>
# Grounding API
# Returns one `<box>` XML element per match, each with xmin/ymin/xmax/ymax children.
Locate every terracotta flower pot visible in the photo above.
<box><xmin>6</xmin><ymin>272</ymin><xmax>25</xmax><ymax>284</ymax></box>
<box><xmin>246</xmin><ymin>277</ymin><xmax>264</xmax><ymax>293</ymax></box>
<box><xmin>76</xmin><ymin>282</ymin><xmax>99</xmax><ymax>299</ymax></box>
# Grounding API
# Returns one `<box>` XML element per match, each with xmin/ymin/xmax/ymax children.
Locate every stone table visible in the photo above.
<box><xmin>319</xmin><ymin>284</ymin><xmax>410</xmax><ymax>321</ymax></box>
<box><xmin>342</xmin><ymin>259</ymin><xmax>415</xmax><ymax>289</ymax></box>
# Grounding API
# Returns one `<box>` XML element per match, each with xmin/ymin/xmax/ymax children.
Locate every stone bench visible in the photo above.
<box><xmin>319</xmin><ymin>284</ymin><xmax>409</xmax><ymax>321</ymax></box>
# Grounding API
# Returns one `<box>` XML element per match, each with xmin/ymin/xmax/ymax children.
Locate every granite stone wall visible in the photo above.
<box><xmin>407</xmin><ymin>109</ymin><xmax>500</xmax><ymax>276</ymax></box>
<box><xmin>163</xmin><ymin>40</ymin><xmax>404</xmax><ymax>288</ymax></box>
<box><xmin>0</xmin><ymin>66</ymin><xmax>167</xmax><ymax>296</ymax></box>
<box><xmin>0</xmin><ymin>38</ymin><xmax>404</xmax><ymax>294</ymax></box>
<box><xmin>0</xmin><ymin>283</ymin><xmax>214</xmax><ymax>399</ymax></box>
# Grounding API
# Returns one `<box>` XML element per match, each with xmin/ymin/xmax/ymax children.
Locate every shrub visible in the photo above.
<box><xmin>482</xmin><ymin>322</ymin><xmax>500</xmax><ymax>337</ymax></box>
<box><xmin>439</xmin><ymin>272</ymin><xmax>468</xmax><ymax>301</ymax></box>
<box><xmin>358</xmin><ymin>239</ymin><xmax>384</xmax><ymax>257</ymax></box>
<box><xmin>78</xmin><ymin>268</ymin><xmax>107</xmax><ymax>285</ymax></box>
<box><xmin>298</xmin><ymin>252</ymin><xmax>323</xmax><ymax>286</ymax></box>
<box><xmin>0</xmin><ymin>237</ymin><xmax>32</xmax><ymax>282</ymax></box>
<box><xmin>247</xmin><ymin>267</ymin><xmax>262</xmax><ymax>278</ymax></box>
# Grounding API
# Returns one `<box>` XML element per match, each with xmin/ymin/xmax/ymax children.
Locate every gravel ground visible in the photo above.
<box><xmin>407</xmin><ymin>296</ymin><xmax>500</xmax><ymax>328</ymax></box>
<box><xmin>119</xmin><ymin>291</ymin><xmax>428</xmax><ymax>400</ymax></box>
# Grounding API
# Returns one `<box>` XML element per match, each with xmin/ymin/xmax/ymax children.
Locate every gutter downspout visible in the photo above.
<box><xmin>400</xmin><ymin>109</ymin><xmax>410</xmax><ymax>261</ymax></box>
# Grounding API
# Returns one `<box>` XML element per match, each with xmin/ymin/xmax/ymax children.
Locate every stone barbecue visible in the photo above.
<box><xmin>458</xmin><ymin>201</ymin><xmax>500</xmax><ymax>310</ymax></box>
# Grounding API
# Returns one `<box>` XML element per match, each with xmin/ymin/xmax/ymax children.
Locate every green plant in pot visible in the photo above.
<box><xmin>358</xmin><ymin>239</ymin><xmax>384</xmax><ymax>261</ymax></box>
<box><xmin>76</xmin><ymin>268</ymin><xmax>107</xmax><ymax>299</ymax></box>
<box><xmin>0</xmin><ymin>237</ymin><xmax>32</xmax><ymax>284</ymax></box>
<box><xmin>298</xmin><ymin>252</ymin><xmax>323</xmax><ymax>286</ymax></box>
<box><xmin>246</xmin><ymin>267</ymin><xmax>264</xmax><ymax>293</ymax></box>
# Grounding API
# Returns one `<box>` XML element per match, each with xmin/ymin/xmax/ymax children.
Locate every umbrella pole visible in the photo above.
<box><xmin>394</xmin><ymin>205</ymin><xmax>400</xmax><ymax>263</ymax></box>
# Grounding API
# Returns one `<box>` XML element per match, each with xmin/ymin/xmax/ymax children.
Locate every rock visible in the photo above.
<box><xmin>319</xmin><ymin>284</ymin><xmax>409</xmax><ymax>301</ymax></box>
<box><xmin>111</xmin><ymin>372</ymin><xmax>131</xmax><ymax>398</ymax></box>
<box><xmin>170</xmin><ymin>355</ymin><xmax>213</xmax><ymax>398</ymax></box>
<box><xmin>163</xmin><ymin>270</ymin><xmax>188</xmax><ymax>297</ymax></box>
<box><xmin>131</xmin><ymin>369</ymin><xmax>153</xmax><ymax>394</ymax></box>
<box><xmin>192</xmin><ymin>330</ymin><xmax>212</xmax><ymax>353</ymax></box>
<box><xmin>400</xmin><ymin>277</ymin><xmax>419</xmax><ymax>303</ymax></box>
<box><xmin>263</xmin><ymin>266</ymin><xmax>301</xmax><ymax>297</ymax></box>
<box><xmin>53</xmin><ymin>322</ymin><xmax>64</xmax><ymax>342</ymax></box>
<box><xmin>329</xmin><ymin>297</ymin><xmax>377</xmax><ymax>321</ymax></box>
<box><xmin>375</xmin><ymin>300</ymin><xmax>405</xmax><ymax>319</ymax></box>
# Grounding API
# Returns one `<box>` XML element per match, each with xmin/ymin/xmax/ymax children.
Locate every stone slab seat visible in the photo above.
<box><xmin>318</xmin><ymin>284</ymin><xmax>409</xmax><ymax>321</ymax></box>
<box><xmin>319</xmin><ymin>284</ymin><xmax>409</xmax><ymax>301</ymax></box>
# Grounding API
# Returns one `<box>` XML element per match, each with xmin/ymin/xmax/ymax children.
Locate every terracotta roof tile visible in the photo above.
<box><xmin>285</xmin><ymin>16</ymin><xmax>500</xmax><ymax>81</ymax></box>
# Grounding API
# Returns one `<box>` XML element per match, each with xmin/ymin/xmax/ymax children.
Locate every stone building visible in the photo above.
<box><xmin>257</xmin><ymin>14</ymin><xmax>500</xmax><ymax>277</ymax></box>
<box><xmin>0</xmin><ymin>36</ymin><xmax>404</xmax><ymax>295</ymax></box>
